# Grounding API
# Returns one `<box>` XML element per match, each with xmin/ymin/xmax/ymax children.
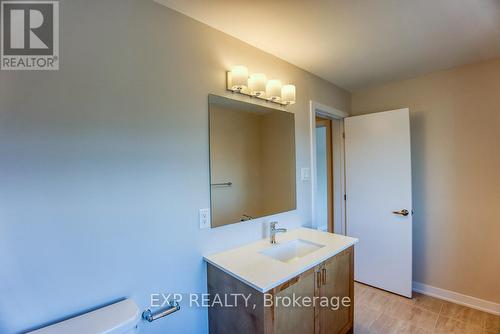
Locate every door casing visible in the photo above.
<box><xmin>309</xmin><ymin>101</ymin><xmax>348</xmax><ymax>235</ymax></box>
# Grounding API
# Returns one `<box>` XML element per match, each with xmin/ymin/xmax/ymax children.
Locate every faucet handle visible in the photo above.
<box><xmin>270</xmin><ymin>221</ymin><xmax>278</xmax><ymax>230</ymax></box>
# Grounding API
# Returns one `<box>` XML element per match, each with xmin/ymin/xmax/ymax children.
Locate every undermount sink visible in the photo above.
<box><xmin>260</xmin><ymin>239</ymin><xmax>325</xmax><ymax>263</ymax></box>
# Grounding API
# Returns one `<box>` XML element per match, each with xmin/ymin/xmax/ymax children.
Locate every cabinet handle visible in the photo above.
<box><xmin>321</xmin><ymin>268</ymin><xmax>327</xmax><ymax>285</ymax></box>
<box><xmin>316</xmin><ymin>270</ymin><xmax>321</xmax><ymax>288</ymax></box>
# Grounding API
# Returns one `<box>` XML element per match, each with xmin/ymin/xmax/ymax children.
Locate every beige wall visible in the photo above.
<box><xmin>351</xmin><ymin>58</ymin><xmax>500</xmax><ymax>303</ymax></box>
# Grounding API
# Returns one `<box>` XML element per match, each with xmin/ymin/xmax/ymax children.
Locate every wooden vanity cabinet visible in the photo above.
<box><xmin>207</xmin><ymin>246</ymin><xmax>354</xmax><ymax>334</ymax></box>
<box><xmin>274</xmin><ymin>268</ymin><xmax>317</xmax><ymax>334</ymax></box>
<box><xmin>318</xmin><ymin>247</ymin><xmax>354</xmax><ymax>334</ymax></box>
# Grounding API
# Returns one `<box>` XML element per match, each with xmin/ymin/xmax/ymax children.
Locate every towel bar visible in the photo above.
<box><xmin>210</xmin><ymin>182</ymin><xmax>232</xmax><ymax>187</ymax></box>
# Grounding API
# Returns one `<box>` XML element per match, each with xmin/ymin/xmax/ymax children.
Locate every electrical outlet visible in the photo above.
<box><xmin>199</xmin><ymin>208</ymin><xmax>210</xmax><ymax>229</ymax></box>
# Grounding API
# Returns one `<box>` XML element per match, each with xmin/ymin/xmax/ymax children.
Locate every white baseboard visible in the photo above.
<box><xmin>413</xmin><ymin>281</ymin><xmax>500</xmax><ymax>315</ymax></box>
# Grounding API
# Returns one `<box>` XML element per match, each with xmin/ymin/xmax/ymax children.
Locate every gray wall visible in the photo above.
<box><xmin>0</xmin><ymin>1</ymin><xmax>350</xmax><ymax>333</ymax></box>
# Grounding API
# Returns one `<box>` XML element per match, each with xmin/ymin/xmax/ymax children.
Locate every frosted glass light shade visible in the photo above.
<box><xmin>230</xmin><ymin>65</ymin><xmax>248</xmax><ymax>91</ymax></box>
<box><xmin>281</xmin><ymin>84</ymin><xmax>296</xmax><ymax>104</ymax></box>
<box><xmin>266</xmin><ymin>79</ymin><xmax>282</xmax><ymax>101</ymax></box>
<box><xmin>249</xmin><ymin>73</ymin><xmax>267</xmax><ymax>97</ymax></box>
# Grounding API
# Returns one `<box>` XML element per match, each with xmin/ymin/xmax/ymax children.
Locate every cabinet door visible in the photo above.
<box><xmin>274</xmin><ymin>269</ymin><xmax>317</xmax><ymax>334</ymax></box>
<box><xmin>320</xmin><ymin>248</ymin><xmax>353</xmax><ymax>334</ymax></box>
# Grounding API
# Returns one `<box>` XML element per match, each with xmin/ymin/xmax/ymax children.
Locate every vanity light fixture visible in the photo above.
<box><xmin>227</xmin><ymin>66</ymin><xmax>296</xmax><ymax>106</ymax></box>
<box><xmin>230</xmin><ymin>65</ymin><xmax>248</xmax><ymax>92</ymax></box>
<box><xmin>248</xmin><ymin>73</ymin><xmax>267</xmax><ymax>97</ymax></box>
<box><xmin>281</xmin><ymin>84</ymin><xmax>296</xmax><ymax>105</ymax></box>
<box><xmin>266</xmin><ymin>80</ymin><xmax>282</xmax><ymax>102</ymax></box>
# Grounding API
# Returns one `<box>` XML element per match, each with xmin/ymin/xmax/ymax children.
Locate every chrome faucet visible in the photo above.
<box><xmin>270</xmin><ymin>222</ymin><xmax>287</xmax><ymax>244</ymax></box>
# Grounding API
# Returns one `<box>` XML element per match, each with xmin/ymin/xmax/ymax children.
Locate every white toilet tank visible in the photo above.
<box><xmin>28</xmin><ymin>299</ymin><xmax>140</xmax><ymax>334</ymax></box>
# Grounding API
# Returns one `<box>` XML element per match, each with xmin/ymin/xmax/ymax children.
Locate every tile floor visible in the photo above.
<box><xmin>354</xmin><ymin>282</ymin><xmax>500</xmax><ymax>334</ymax></box>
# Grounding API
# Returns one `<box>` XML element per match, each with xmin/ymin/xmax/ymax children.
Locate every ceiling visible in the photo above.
<box><xmin>156</xmin><ymin>0</ymin><xmax>500</xmax><ymax>91</ymax></box>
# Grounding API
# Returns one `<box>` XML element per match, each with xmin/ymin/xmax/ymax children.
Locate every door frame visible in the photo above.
<box><xmin>309</xmin><ymin>101</ymin><xmax>349</xmax><ymax>235</ymax></box>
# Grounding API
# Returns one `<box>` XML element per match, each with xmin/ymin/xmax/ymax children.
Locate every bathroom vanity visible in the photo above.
<box><xmin>204</xmin><ymin>228</ymin><xmax>358</xmax><ymax>334</ymax></box>
<box><xmin>206</xmin><ymin>95</ymin><xmax>357</xmax><ymax>333</ymax></box>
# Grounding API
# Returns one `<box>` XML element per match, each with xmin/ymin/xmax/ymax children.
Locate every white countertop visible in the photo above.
<box><xmin>203</xmin><ymin>227</ymin><xmax>358</xmax><ymax>292</ymax></box>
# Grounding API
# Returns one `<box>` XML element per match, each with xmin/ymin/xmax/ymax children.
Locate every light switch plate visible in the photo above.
<box><xmin>301</xmin><ymin>167</ymin><xmax>310</xmax><ymax>181</ymax></box>
<box><xmin>199</xmin><ymin>208</ymin><xmax>210</xmax><ymax>229</ymax></box>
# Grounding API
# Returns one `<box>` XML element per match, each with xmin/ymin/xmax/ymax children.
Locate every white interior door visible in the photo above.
<box><xmin>345</xmin><ymin>109</ymin><xmax>412</xmax><ymax>297</ymax></box>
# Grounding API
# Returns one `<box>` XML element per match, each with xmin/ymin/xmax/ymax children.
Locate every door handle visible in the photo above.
<box><xmin>321</xmin><ymin>268</ymin><xmax>327</xmax><ymax>285</ymax></box>
<box><xmin>392</xmin><ymin>209</ymin><xmax>409</xmax><ymax>216</ymax></box>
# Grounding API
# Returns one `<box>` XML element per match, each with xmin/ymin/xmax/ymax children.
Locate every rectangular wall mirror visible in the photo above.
<box><xmin>209</xmin><ymin>95</ymin><xmax>297</xmax><ymax>228</ymax></box>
